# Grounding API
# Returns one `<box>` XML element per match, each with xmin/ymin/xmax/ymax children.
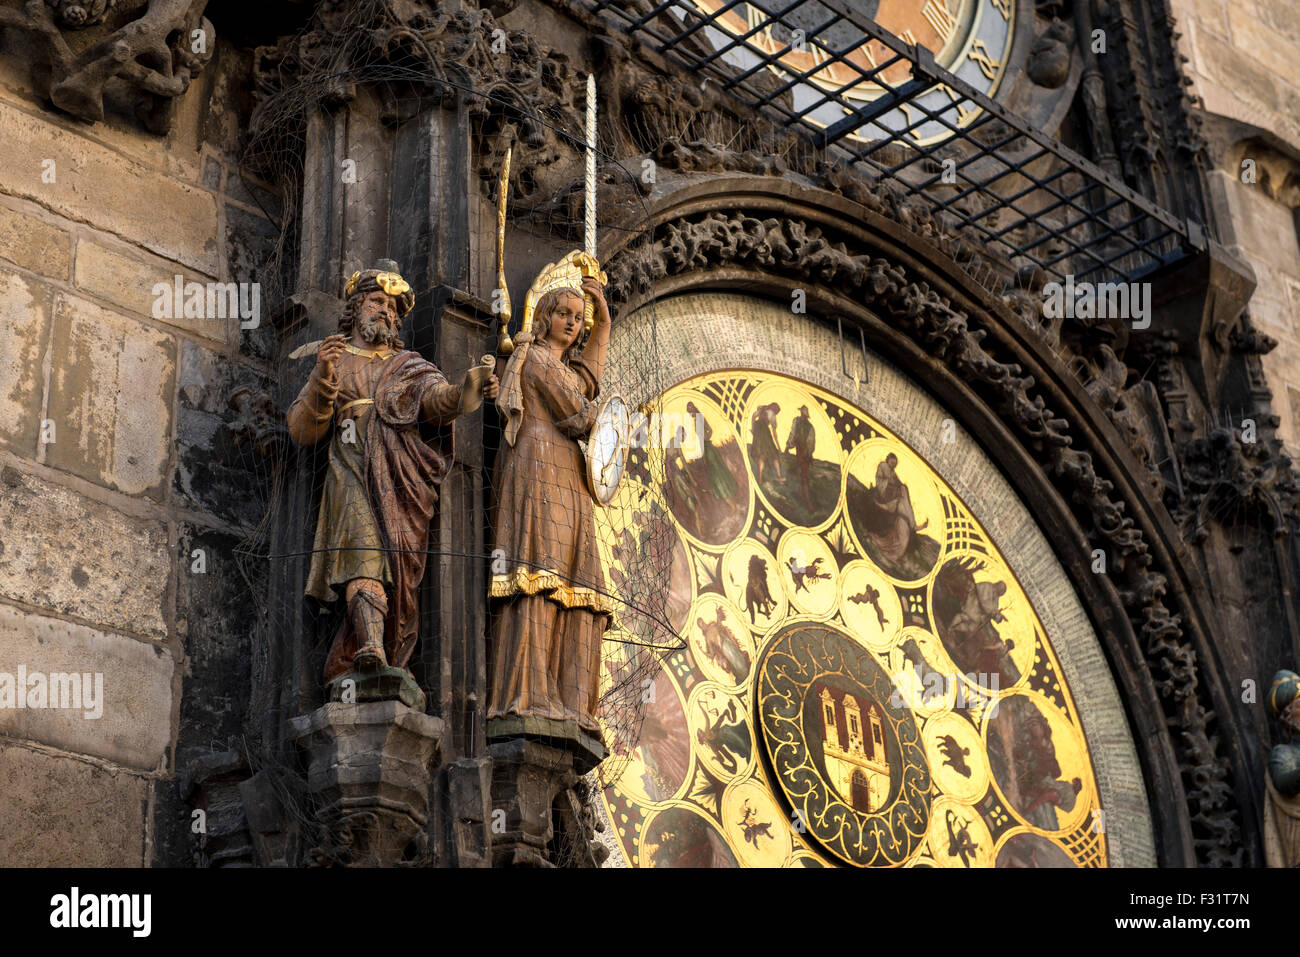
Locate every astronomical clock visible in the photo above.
<box><xmin>685</xmin><ymin>0</ymin><xmax>1020</xmax><ymax>144</ymax></box>
<box><xmin>592</xmin><ymin>293</ymin><xmax>1154</xmax><ymax>868</ymax></box>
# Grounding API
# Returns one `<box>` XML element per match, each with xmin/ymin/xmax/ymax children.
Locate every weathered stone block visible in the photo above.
<box><xmin>47</xmin><ymin>293</ymin><xmax>176</xmax><ymax>499</ymax></box>
<box><xmin>1225</xmin><ymin>5</ymin><xmax>1300</xmax><ymax>92</ymax></box>
<box><xmin>0</xmin><ymin>602</ymin><xmax>175</xmax><ymax>770</ymax></box>
<box><xmin>0</xmin><ymin>204</ymin><xmax>71</xmax><ymax>279</ymax></box>
<box><xmin>0</xmin><ymin>100</ymin><xmax>219</xmax><ymax>275</ymax></box>
<box><xmin>0</xmin><ymin>742</ymin><xmax>148</xmax><ymax>866</ymax></box>
<box><xmin>172</xmin><ymin>342</ymin><xmax>274</xmax><ymax>528</ymax></box>
<box><xmin>74</xmin><ymin>241</ymin><xmax>233</xmax><ymax>344</ymax></box>
<box><xmin>1199</xmin><ymin>36</ymin><xmax>1280</xmax><ymax>113</ymax></box>
<box><xmin>0</xmin><ymin>271</ymin><xmax>52</xmax><ymax>456</ymax></box>
<box><xmin>0</xmin><ymin>468</ymin><xmax>169</xmax><ymax>638</ymax></box>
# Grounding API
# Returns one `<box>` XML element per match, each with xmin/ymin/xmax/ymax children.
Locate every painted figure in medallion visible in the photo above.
<box><xmin>784</xmin><ymin>404</ymin><xmax>816</xmax><ymax>510</ymax></box>
<box><xmin>286</xmin><ymin>260</ymin><xmax>498</xmax><ymax>698</ymax></box>
<box><xmin>851</xmin><ymin>451</ymin><xmax>941</xmax><ymax>579</ymax></box>
<box><xmin>751</xmin><ymin>402</ymin><xmax>784</xmax><ymax>485</ymax></box>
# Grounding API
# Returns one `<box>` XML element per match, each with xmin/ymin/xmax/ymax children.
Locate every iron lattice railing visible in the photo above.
<box><xmin>583</xmin><ymin>0</ymin><xmax>1203</xmax><ymax>293</ymax></box>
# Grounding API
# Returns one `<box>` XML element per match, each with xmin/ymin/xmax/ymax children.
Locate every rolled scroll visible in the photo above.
<box><xmin>457</xmin><ymin>354</ymin><xmax>498</xmax><ymax>415</ymax></box>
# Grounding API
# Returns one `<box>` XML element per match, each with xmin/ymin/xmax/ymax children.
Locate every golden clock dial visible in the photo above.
<box><xmin>593</xmin><ymin>367</ymin><xmax>1107</xmax><ymax>868</ymax></box>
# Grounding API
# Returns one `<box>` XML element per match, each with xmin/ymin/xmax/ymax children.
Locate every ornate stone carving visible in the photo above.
<box><xmin>289</xmin><ymin>700</ymin><xmax>445</xmax><ymax>868</ymax></box>
<box><xmin>1027</xmin><ymin>18</ymin><xmax>1073</xmax><ymax>89</ymax></box>
<box><xmin>1092</xmin><ymin>0</ymin><xmax>1210</xmax><ymax>222</ymax></box>
<box><xmin>249</xmin><ymin>0</ymin><xmax>583</xmax><ymax>208</ymax></box>
<box><xmin>606</xmin><ymin>209</ymin><xmax>1245</xmax><ymax>864</ymax></box>
<box><xmin>227</xmin><ymin>386</ymin><xmax>287</xmax><ymax>461</ymax></box>
<box><xmin>46</xmin><ymin>0</ymin><xmax>115</xmax><ymax>29</ymax></box>
<box><xmin>0</xmin><ymin>0</ymin><xmax>214</xmax><ymax>132</ymax></box>
<box><xmin>1175</xmin><ymin>426</ymin><xmax>1300</xmax><ymax>541</ymax></box>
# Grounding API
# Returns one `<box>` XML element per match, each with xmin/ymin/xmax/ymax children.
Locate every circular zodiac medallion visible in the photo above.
<box><xmin>756</xmin><ymin>622</ymin><xmax>931</xmax><ymax>867</ymax></box>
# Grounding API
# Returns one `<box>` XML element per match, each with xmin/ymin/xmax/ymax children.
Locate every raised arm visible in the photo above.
<box><xmin>575</xmin><ymin>275</ymin><xmax>612</xmax><ymax>388</ymax></box>
<box><xmin>286</xmin><ymin>335</ymin><xmax>345</xmax><ymax>446</ymax></box>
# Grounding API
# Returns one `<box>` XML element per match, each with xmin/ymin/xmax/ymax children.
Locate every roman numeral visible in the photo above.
<box><xmin>923</xmin><ymin>0</ymin><xmax>958</xmax><ymax>44</ymax></box>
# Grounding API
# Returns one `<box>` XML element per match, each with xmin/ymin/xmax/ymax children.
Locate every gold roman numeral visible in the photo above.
<box><xmin>967</xmin><ymin>38</ymin><xmax>1001</xmax><ymax>80</ymax></box>
<box><xmin>923</xmin><ymin>0</ymin><xmax>958</xmax><ymax>44</ymax></box>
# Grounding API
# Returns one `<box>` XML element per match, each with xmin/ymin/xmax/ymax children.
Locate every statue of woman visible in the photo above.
<box><xmin>487</xmin><ymin>276</ymin><xmax>613</xmax><ymax>763</ymax></box>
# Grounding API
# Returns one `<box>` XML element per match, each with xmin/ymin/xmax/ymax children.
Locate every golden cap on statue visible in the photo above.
<box><xmin>521</xmin><ymin>250</ymin><xmax>607</xmax><ymax>337</ymax></box>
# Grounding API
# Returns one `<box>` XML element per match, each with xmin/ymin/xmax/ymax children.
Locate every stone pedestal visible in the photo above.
<box><xmin>327</xmin><ymin>665</ymin><xmax>428</xmax><ymax>712</ymax></box>
<box><xmin>289</xmin><ymin>700</ymin><xmax>445</xmax><ymax>867</ymax></box>
<box><xmin>486</xmin><ymin>716</ymin><xmax>607</xmax><ymax>774</ymax></box>
<box><xmin>487</xmin><ymin>738</ymin><xmax>578</xmax><ymax>868</ymax></box>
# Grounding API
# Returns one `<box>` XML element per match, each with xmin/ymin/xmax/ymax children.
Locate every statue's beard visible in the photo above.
<box><xmin>357</xmin><ymin>314</ymin><xmax>400</xmax><ymax>347</ymax></box>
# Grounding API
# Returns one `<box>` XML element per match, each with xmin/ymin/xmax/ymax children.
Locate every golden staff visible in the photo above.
<box><xmin>496</xmin><ymin>145</ymin><xmax>514</xmax><ymax>354</ymax></box>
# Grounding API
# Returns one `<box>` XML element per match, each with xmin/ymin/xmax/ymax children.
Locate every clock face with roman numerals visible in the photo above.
<box><xmin>689</xmin><ymin>0</ymin><xmax>1018</xmax><ymax>145</ymax></box>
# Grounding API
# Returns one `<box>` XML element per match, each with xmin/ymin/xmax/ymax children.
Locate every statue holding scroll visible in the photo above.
<box><xmin>286</xmin><ymin>260</ymin><xmax>498</xmax><ymax>703</ymax></box>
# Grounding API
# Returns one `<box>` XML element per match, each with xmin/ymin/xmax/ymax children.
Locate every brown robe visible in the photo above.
<box><xmin>488</xmin><ymin>341</ymin><xmax>611</xmax><ymax>736</ymax></box>
<box><xmin>286</xmin><ymin>347</ymin><xmax>459</xmax><ymax>683</ymax></box>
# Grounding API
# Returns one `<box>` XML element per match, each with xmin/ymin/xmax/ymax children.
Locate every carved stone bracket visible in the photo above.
<box><xmin>487</xmin><ymin>738</ymin><xmax>576</xmax><ymax>868</ymax></box>
<box><xmin>178</xmin><ymin>748</ymin><xmax>254</xmax><ymax>868</ymax></box>
<box><xmin>0</xmin><ymin>0</ymin><xmax>215</xmax><ymax>133</ymax></box>
<box><xmin>289</xmin><ymin>700</ymin><xmax>446</xmax><ymax>867</ymax></box>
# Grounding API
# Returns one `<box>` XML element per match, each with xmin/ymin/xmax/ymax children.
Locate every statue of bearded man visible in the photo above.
<box><xmin>286</xmin><ymin>260</ymin><xmax>498</xmax><ymax>702</ymax></box>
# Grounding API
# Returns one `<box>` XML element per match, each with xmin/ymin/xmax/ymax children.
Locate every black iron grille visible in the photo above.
<box><xmin>582</xmin><ymin>0</ymin><xmax>1201</xmax><ymax>293</ymax></box>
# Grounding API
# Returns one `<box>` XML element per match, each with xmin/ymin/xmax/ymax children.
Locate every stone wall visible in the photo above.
<box><xmin>0</xmin><ymin>48</ymin><xmax>275</xmax><ymax>866</ymax></box>
<box><xmin>1171</xmin><ymin>0</ymin><xmax>1300</xmax><ymax>449</ymax></box>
